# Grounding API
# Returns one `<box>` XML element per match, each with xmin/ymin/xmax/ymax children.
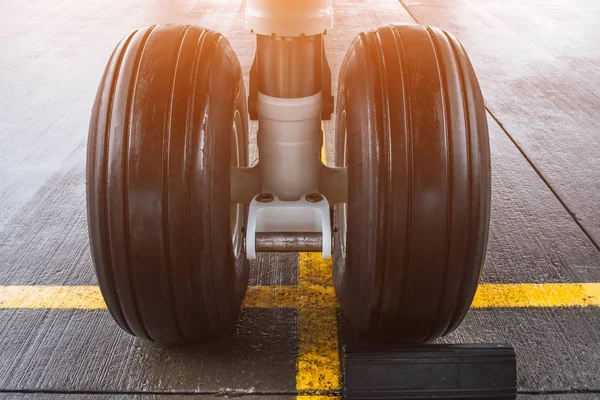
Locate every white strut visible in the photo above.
<box><xmin>257</xmin><ymin>92</ymin><xmax>323</xmax><ymax>201</ymax></box>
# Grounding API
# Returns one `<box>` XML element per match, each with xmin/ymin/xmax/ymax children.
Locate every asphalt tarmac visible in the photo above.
<box><xmin>0</xmin><ymin>0</ymin><xmax>599</xmax><ymax>398</ymax></box>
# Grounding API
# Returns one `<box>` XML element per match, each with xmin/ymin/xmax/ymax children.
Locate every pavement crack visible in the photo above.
<box><xmin>486</xmin><ymin>107</ymin><xmax>600</xmax><ymax>254</ymax></box>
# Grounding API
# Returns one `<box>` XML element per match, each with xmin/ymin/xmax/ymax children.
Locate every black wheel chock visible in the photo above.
<box><xmin>343</xmin><ymin>344</ymin><xmax>517</xmax><ymax>399</ymax></box>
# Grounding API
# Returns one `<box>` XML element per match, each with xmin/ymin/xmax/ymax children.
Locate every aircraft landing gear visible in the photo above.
<box><xmin>86</xmin><ymin>10</ymin><xmax>514</xmax><ymax>400</ymax></box>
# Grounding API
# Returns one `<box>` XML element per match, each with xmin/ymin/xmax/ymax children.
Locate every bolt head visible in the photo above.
<box><xmin>305</xmin><ymin>193</ymin><xmax>323</xmax><ymax>203</ymax></box>
<box><xmin>256</xmin><ymin>193</ymin><xmax>274</xmax><ymax>203</ymax></box>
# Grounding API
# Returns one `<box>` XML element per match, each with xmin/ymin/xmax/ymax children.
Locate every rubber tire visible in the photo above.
<box><xmin>333</xmin><ymin>24</ymin><xmax>491</xmax><ymax>342</ymax></box>
<box><xmin>86</xmin><ymin>25</ymin><xmax>249</xmax><ymax>343</ymax></box>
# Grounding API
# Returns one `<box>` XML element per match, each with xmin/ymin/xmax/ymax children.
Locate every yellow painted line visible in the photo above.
<box><xmin>472</xmin><ymin>283</ymin><xmax>600</xmax><ymax>308</ymax></box>
<box><xmin>298</xmin><ymin>252</ymin><xmax>334</xmax><ymax>287</ymax></box>
<box><xmin>296</xmin><ymin>253</ymin><xmax>341</xmax><ymax>394</ymax></box>
<box><xmin>0</xmin><ymin>286</ymin><xmax>105</xmax><ymax>309</ymax></box>
<box><xmin>0</xmin><ymin>285</ymin><xmax>338</xmax><ymax>310</ymax></box>
<box><xmin>2</xmin><ymin>283</ymin><xmax>600</xmax><ymax>309</ymax></box>
<box><xmin>244</xmin><ymin>285</ymin><xmax>337</xmax><ymax>309</ymax></box>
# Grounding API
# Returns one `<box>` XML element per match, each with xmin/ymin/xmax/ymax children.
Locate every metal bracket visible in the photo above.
<box><xmin>319</xmin><ymin>164</ymin><xmax>347</xmax><ymax>205</ymax></box>
<box><xmin>246</xmin><ymin>193</ymin><xmax>332</xmax><ymax>259</ymax></box>
<box><xmin>231</xmin><ymin>164</ymin><xmax>347</xmax><ymax>205</ymax></box>
<box><xmin>231</xmin><ymin>165</ymin><xmax>261</xmax><ymax>204</ymax></box>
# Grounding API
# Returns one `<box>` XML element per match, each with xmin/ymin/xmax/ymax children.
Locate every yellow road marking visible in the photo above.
<box><xmin>0</xmin><ymin>285</ymin><xmax>337</xmax><ymax>310</ymax></box>
<box><xmin>0</xmin><ymin>286</ymin><xmax>105</xmax><ymax>309</ymax></box>
<box><xmin>244</xmin><ymin>285</ymin><xmax>337</xmax><ymax>309</ymax></box>
<box><xmin>472</xmin><ymin>283</ymin><xmax>600</xmax><ymax>308</ymax></box>
<box><xmin>2</xmin><ymin>283</ymin><xmax>600</xmax><ymax>309</ymax></box>
<box><xmin>296</xmin><ymin>253</ymin><xmax>341</xmax><ymax>395</ymax></box>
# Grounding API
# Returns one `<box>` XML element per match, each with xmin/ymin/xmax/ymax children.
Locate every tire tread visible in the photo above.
<box><xmin>334</xmin><ymin>24</ymin><xmax>491</xmax><ymax>342</ymax></box>
<box><xmin>87</xmin><ymin>25</ymin><xmax>248</xmax><ymax>343</ymax></box>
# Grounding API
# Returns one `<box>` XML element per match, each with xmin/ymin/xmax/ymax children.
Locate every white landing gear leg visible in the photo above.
<box><xmin>231</xmin><ymin>0</ymin><xmax>345</xmax><ymax>259</ymax></box>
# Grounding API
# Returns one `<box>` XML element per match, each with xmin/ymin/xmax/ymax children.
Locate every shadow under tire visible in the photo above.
<box><xmin>86</xmin><ymin>24</ymin><xmax>249</xmax><ymax>343</ymax></box>
<box><xmin>333</xmin><ymin>24</ymin><xmax>491</xmax><ymax>342</ymax></box>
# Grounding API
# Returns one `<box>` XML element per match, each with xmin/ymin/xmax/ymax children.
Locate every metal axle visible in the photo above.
<box><xmin>255</xmin><ymin>232</ymin><xmax>323</xmax><ymax>252</ymax></box>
